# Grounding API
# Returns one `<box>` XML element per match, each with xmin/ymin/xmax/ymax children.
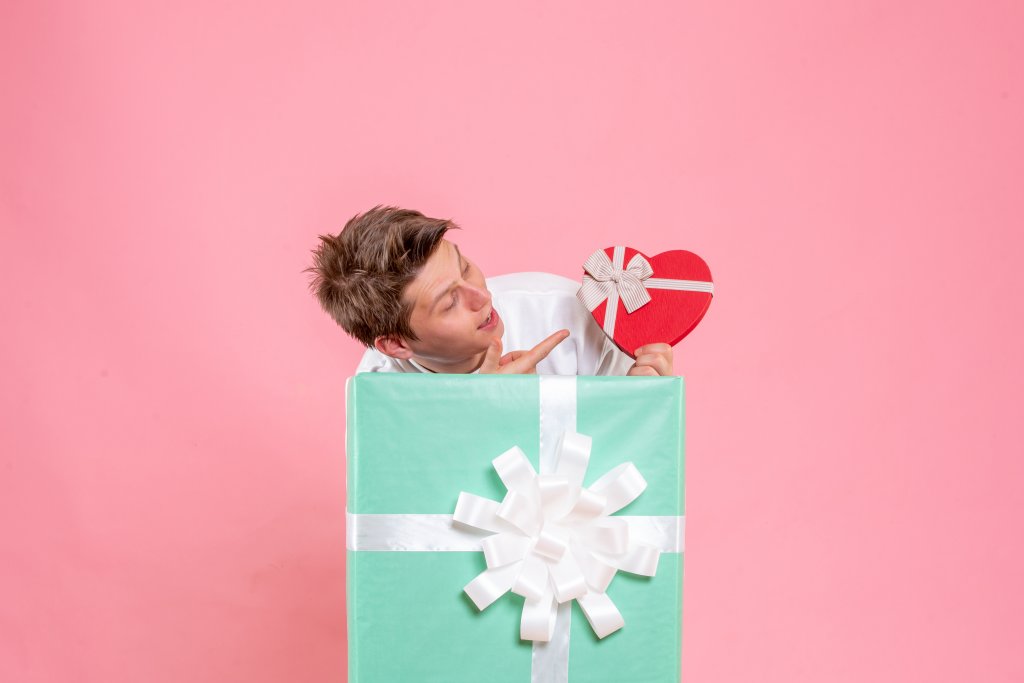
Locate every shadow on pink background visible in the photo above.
<box><xmin>2</xmin><ymin>1</ymin><xmax>1022</xmax><ymax>681</ymax></box>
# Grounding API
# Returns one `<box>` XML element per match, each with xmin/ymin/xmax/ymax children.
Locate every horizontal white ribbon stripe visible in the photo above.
<box><xmin>645</xmin><ymin>277</ymin><xmax>715</xmax><ymax>293</ymax></box>
<box><xmin>346</xmin><ymin>512</ymin><xmax>489</xmax><ymax>551</ymax></box>
<box><xmin>345</xmin><ymin>511</ymin><xmax>684</xmax><ymax>553</ymax></box>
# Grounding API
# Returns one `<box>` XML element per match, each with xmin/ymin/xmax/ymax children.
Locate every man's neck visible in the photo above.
<box><xmin>411</xmin><ymin>351</ymin><xmax>487</xmax><ymax>374</ymax></box>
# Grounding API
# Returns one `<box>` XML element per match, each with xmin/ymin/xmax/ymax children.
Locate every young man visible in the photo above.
<box><xmin>307</xmin><ymin>206</ymin><xmax>673</xmax><ymax>376</ymax></box>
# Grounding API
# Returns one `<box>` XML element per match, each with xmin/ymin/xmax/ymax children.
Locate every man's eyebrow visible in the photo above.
<box><xmin>429</xmin><ymin>244</ymin><xmax>466</xmax><ymax>311</ymax></box>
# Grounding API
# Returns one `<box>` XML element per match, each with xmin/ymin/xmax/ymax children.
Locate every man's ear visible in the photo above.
<box><xmin>374</xmin><ymin>335</ymin><xmax>414</xmax><ymax>360</ymax></box>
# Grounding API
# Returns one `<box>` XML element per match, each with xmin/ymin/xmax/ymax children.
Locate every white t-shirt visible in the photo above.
<box><xmin>354</xmin><ymin>272</ymin><xmax>635</xmax><ymax>376</ymax></box>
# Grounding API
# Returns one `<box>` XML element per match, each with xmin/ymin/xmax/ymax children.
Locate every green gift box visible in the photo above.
<box><xmin>346</xmin><ymin>374</ymin><xmax>685</xmax><ymax>682</ymax></box>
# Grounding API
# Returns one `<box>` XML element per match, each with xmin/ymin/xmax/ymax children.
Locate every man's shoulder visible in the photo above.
<box><xmin>486</xmin><ymin>272</ymin><xmax>580</xmax><ymax>296</ymax></box>
<box><xmin>355</xmin><ymin>348</ymin><xmax>421</xmax><ymax>374</ymax></box>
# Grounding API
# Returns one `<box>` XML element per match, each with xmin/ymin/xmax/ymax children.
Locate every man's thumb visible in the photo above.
<box><xmin>480</xmin><ymin>338</ymin><xmax>502</xmax><ymax>373</ymax></box>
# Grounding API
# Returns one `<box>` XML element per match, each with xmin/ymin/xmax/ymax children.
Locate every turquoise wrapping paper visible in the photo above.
<box><xmin>346</xmin><ymin>374</ymin><xmax>685</xmax><ymax>682</ymax></box>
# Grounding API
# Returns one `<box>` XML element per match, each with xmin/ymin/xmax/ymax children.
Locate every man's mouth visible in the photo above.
<box><xmin>478</xmin><ymin>308</ymin><xmax>499</xmax><ymax>330</ymax></box>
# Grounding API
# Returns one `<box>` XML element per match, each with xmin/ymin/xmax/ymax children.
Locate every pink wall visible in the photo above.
<box><xmin>3</xmin><ymin>1</ymin><xmax>1022</xmax><ymax>681</ymax></box>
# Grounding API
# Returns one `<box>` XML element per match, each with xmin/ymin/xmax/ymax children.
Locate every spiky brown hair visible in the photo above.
<box><xmin>305</xmin><ymin>206</ymin><xmax>457</xmax><ymax>347</ymax></box>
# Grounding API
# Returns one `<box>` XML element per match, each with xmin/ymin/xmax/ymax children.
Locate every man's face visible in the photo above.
<box><xmin>398</xmin><ymin>239</ymin><xmax>504</xmax><ymax>371</ymax></box>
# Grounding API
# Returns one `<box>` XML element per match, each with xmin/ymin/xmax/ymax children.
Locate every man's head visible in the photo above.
<box><xmin>306</xmin><ymin>206</ymin><xmax>504</xmax><ymax>372</ymax></box>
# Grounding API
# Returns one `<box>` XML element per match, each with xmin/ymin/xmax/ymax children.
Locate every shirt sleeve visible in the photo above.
<box><xmin>570</xmin><ymin>294</ymin><xmax>634</xmax><ymax>376</ymax></box>
<box><xmin>355</xmin><ymin>347</ymin><xmax>403</xmax><ymax>374</ymax></box>
<box><xmin>593</xmin><ymin>337</ymin><xmax>635</xmax><ymax>376</ymax></box>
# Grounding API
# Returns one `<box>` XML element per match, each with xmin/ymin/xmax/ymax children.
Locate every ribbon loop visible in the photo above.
<box><xmin>482</xmin><ymin>534</ymin><xmax>531</xmax><ymax>568</ymax></box>
<box><xmin>580</xmin><ymin>518</ymin><xmax>630</xmax><ymax>555</ymax></box>
<box><xmin>577</xmin><ymin>591</ymin><xmax>626</xmax><ymax>639</ymax></box>
<box><xmin>588</xmin><ymin>462</ymin><xmax>647</xmax><ymax>515</ymax></box>
<box><xmin>498</xmin><ymin>490</ymin><xmax>541</xmax><ymax>536</ymax></box>
<box><xmin>537</xmin><ymin>475</ymin><xmax>571</xmax><ymax>515</ymax></box>
<box><xmin>521</xmin><ymin>589</ymin><xmax>557</xmax><ymax>642</ymax></box>
<box><xmin>601</xmin><ymin>542</ymin><xmax>661</xmax><ymax>577</ymax></box>
<box><xmin>564</xmin><ymin>488</ymin><xmax>606</xmax><ymax>523</ymax></box>
<box><xmin>464</xmin><ymin>561</ymin><xmax>521</xmax><ymax>610</ymax></box>
<box><xmin>454</xmin><ymin>492</ymin><xmax>515</xmax><ymax>534</ymax></box>
<box><xmin>549</xmin><ymin>550</ymin><xmax>588</xmax><ymax>604</ymax></box>
<box><xmin>534</xmin><ymin>524</ymin><xmax>569</xmax><ymax>561</ymax></box>
<box><xmin>573</xmin><ymin>544</ymin><xmax>619</xmax><ymax>593</ymax></box>
<box><xmin>493</xmin><ymin>446</ymin><xmax>538</xmax><ymax>493</ymax></box>
<box><xmin>513</xmin><ymin>555</ymin><xmax>550</xmax><ymax>602</ymax></box>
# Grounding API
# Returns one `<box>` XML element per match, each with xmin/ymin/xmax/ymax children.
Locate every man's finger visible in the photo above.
<box><xmin>479</xmin><ymin>339</ymin><xmax>503</xmax><ymax>373</ymax></box>
<box><xmin>634</xmin><ymin>352</ymin><xmax>672</xmax><ymax>376</ymax></box>
<box><xmin>634</xmin><ymin>343</ymin><xmax>671</xmax><ymax>357</ymax></box>
<box><xmin>523</xmin><ymin>329</ymin><xmax>570</xmax><ymax>365</ymax></box>
<box><xmin>496</xmin><ymin>331</ymin><xmax>570</xmax><ymax>374</ymax></box>
<box><xmin>627</xmin><ymin>364</ymin><xmax>659</xmax><ymax>377</ymax></box>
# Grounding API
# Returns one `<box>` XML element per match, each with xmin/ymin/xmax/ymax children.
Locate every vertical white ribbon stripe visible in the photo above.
<box><xmin>532</xmin><ymin>377</ymin><xmax>579</xmax><ymax>683</ymax></box>
<box><xmin>538</xmin><ymin>376</ymin><xmax>578</xmax><ymax>472</ymax></box>
<box><xmin>600</xmin><ymin>246</ymin><xmax>625</xmax><ymax>337</ymax></box>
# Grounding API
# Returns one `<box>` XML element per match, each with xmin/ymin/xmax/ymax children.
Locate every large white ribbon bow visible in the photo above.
<box><xmin>453</xmin><ymin>431</ymin><xmax>661</xmax><ymax>642</ymax></box>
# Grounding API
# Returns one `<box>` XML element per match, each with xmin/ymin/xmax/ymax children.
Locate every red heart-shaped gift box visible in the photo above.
<box><xmin>579</xmin><ymin>246</ymin><xmax>714</xmax><ymax>359</ymax></box>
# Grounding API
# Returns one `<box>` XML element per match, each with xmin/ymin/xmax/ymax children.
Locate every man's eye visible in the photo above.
<box><xmin>446</xmin><ymin>293</ymin><xmax>458</xmax><ymax>310</ymax></box>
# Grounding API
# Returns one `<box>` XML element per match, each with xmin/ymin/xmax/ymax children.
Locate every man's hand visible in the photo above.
<box><xmin>479</xmin><ymin>330</ymin><xmax>570</xmax><ymax>374</ymax></box>
<box><xmin>627</xmin><ymin>343</ymin><xmax>674</xmax><ymax>376</ymax></box>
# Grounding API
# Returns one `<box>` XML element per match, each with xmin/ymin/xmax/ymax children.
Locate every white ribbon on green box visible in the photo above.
<box><xmin>346</xmin><ymin>376</ymin><xmax>684</xmax><ymax>683</ymax></box>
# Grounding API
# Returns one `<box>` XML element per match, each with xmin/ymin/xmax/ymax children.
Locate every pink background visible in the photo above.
<box><xmin>3</xmin><ymin>1</ymin><xmax>1022</xmax><ymax>681</ymax></box>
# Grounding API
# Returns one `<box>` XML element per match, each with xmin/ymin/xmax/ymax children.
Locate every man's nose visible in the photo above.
<box><xmin>463</xmin><ymin>284</ymin><xmax>491</xmax><ymax>310</ymax></box>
